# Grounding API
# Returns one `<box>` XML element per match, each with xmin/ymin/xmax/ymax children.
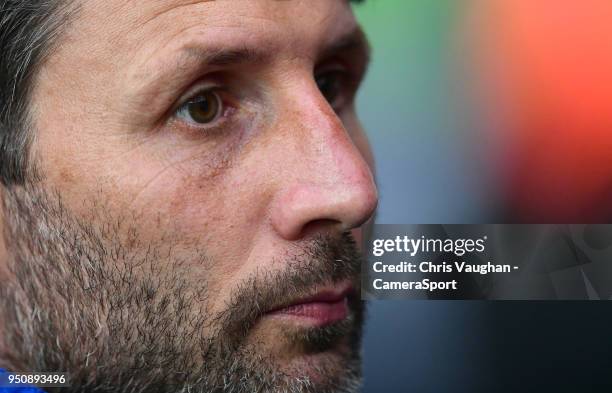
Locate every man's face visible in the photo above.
<box><xmin>0</xmin><ymin>0</ymin><xmax>377</xmax><ymax>392</ymax></box>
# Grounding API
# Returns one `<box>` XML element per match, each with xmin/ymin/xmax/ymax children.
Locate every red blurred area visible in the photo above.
<box><xmin>473</xmin><ymin>0</ymin><xmax>612</xmax><ymax>222</ymax></box>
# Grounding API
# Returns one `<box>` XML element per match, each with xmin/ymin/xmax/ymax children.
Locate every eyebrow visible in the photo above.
<box><xmin>179</xmin><ymin>45</ymin><xmax>268</xmax><ymax>70</ymax></box>
<box><xmin>175</xmin><ymin>26</ymin><xmax>370</xmax><ymax>71</ymax></box>
<box><xmin>320</xmin><ymin>26</ymin><xmax>371</xmax><ymax>66</ymax></box>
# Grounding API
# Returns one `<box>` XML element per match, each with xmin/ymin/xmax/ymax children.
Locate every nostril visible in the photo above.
<box><xmin>300</xmin><ymin>218</ymin><xmax>342</xmax><ymax>239</ymax></box>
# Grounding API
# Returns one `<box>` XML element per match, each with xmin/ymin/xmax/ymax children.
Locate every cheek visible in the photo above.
<box><xmin>124</xmin><ymin>156</ymin><xmax>270</xmax><ymax>263</ymax></box>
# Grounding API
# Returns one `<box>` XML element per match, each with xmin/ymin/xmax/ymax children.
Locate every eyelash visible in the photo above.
<box><xmin>173</xmin><ymin>84</ymin><xmax>235</xmax><ymax>132</ymax></box>
<box><xmin>315</xmin><ymin>66</ymin><xmax>359</xmax><ymax>111</ymax></box>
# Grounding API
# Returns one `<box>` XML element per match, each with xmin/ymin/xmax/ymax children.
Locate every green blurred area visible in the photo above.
<box><xmin>354</xmin><ymin>1</ymin><xmax>460</xmax><ymax>135</ymax></box>
<box><xmin>351</xmin><ymin>1</ymin><xmax>495</xmax><ymax>224</ymax></box>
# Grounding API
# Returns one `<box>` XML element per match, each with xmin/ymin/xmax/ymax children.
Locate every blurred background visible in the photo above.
<box><xmin>353</xmin><ymin>1</ymin><xmax>612</xmax><ymax>391</ymax></box>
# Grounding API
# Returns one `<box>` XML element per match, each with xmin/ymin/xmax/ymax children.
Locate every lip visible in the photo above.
<box><xmin>265</xmin><ymin>282</ymin><xmax>355</xmax><ymax>327</ymax></box>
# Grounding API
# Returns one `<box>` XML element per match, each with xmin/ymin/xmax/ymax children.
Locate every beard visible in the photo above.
<box><xmin>0</xmin><ymin>182</ymin><xmax>365</xmax><ymax>393</ymax></box>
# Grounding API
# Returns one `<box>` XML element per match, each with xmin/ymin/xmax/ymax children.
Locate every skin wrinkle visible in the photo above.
<box><xmin>126</xmin><ymin>133</ymin><xmax>241</xmax><ymax>210</ymax></box>
<box><xmin>129</xmin><ymin>30</ymin><xmax>281</xmax><ymax>121</ymax></box>
<box><xmin>127</xmin><ymin>14</ymin><xmax>364</xmax><ymax>118</ymax></box>
<box><xmin>125</xmin><ymin>100</ymin><xmax>263</xmax><ymax>210</ymax></box>
<box><xmin>132</xmin><ymin>3</ymin><xmax>285</xmax><ymax>71</ymax></box>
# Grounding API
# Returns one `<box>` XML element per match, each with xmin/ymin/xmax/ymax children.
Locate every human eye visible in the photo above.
<box><xmin>173</xmin><ymin>83</ymin><xmax>235</xmax><ymax>131</ymax></box>
<box><xmin>315</xmin><ymin>64</ymin><xmax>358</xmax><ymax>112</ymax></box>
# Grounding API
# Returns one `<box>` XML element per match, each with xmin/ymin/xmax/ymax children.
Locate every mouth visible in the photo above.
<box><xmin>264</xmin><ymin>281</ymin><xmax>355</xmax><ymax>328</ymax></box>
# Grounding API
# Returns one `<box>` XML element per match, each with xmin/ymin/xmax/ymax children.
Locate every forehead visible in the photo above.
<box><xmin>65</xmin><ymin>0</ymin><xmax>357</xmax><ymax>59</ymax></box>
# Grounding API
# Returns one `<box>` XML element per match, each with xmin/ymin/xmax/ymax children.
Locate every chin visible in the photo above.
<box><xmin>246</xmin><ymin>313</ymin><xmax>361</xmax><ymax>386</ymax></box>
<box><xmin>284</xmin><ymin>341</ymin><xmax>353</xmax><ymax>382</ymax></box>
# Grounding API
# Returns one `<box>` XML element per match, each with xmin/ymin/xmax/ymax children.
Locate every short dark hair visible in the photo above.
<box><xmin>0</xmin><ymin>0</ymin><xmax>364</xmax><ymax>186</ymax></box>
<box><xmin>0</xmin><ymin>1</ymin><xmax>75</xmax><ymax>185</ymax></box>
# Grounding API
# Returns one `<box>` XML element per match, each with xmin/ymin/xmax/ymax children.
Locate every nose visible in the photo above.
<box><xmin>270</xmin><ymin>88</ymin><xmax>378</xmax><ymax>241</ymax></box>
